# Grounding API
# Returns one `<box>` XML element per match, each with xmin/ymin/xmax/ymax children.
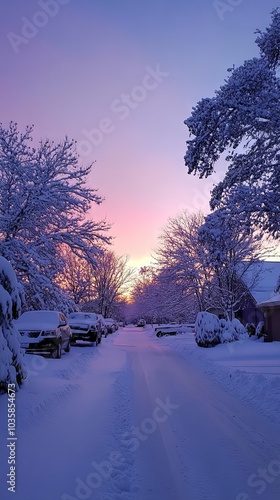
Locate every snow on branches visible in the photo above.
<box><xmin>256</xmin><ymin>8</ymin><xmax>280</xmax><ymax>68</ymax></box>
<box><xmin>184</xmin><ymin>10</ymin><xmax>280</xmax><ymax>236</ymax></box>
<box><xmin>198</xmin><ymin>208</ymin><xmax>265</xmax><ymax>320</ymax></box>
<box><xmin>0</xmin><ymin>123</ymin><xmax>110</xmax><ymax>310</ymax></box>
<box><xmin>0</xmin><ymin>257</ymin><xmax>26</xmax><ymax>393</ymax></box>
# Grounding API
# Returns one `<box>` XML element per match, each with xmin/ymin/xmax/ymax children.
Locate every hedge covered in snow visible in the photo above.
<box><xmin>194</xmin><ymin>312</ymin><xmax>220</xmax><ymax>347</ymax></box>
<box><xmin>0</xmin><ymin>257</ymin><xmax>27</xmax><ymax>393</ymax></box>
<box><xmin>195</xmin><ymin>311</ymin><xmax>249</xmax><ymax>348</ymax></box>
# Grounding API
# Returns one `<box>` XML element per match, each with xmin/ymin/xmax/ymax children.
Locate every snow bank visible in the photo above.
<box><xmin>158</xmin><ymin>331</ymin><xmax>280</xmax><ymax>425</ymax></box>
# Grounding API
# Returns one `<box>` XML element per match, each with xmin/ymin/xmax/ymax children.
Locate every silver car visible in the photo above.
<box><xmin>16</xmin><ymin>310</ymin><xmax>72</xmax><ymax>359</ymax></box>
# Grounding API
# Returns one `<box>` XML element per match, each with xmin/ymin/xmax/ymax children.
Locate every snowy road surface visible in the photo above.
<box><xmin>0</xmin><ymin>326</ymin><xmax>279</xmax><ymax>500</ymax></box>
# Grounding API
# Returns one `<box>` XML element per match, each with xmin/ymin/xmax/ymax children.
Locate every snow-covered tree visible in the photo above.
<box><xmin>130</xmin><ymin>267</ymin><xmax>163</xmax><ymax>323</ymax></box>
<box><xmin>89</xmin><ymin>250</ymin><xmax>134</xmax><ymax>317</ymax></box>
<box><xmin>155</xmin><ymin>211</ymin><xmax>213</xmax><ymax>312</ymax></box>
<box><xmin>184</xmin><ymin>9</ymin><xmax>280</xmax><ymax>236</ymax></box>
<box><xmin>198</xmin><ymin>208</ymin><xmax>266</xmax><ymax>319</ymax></box>
<box><xmin>0</xmin><ymin>257</ymin><xmax>26</xmax><ymax>393</ymax></box>
<box><xmin>130</xmin><ymin>266</ymin><xmax>159</xmax><ymax>322</ymax></box>
<box><xmin>130</xmin><ymin>260</ymin><xmax>199</xmax><ymax>324</ymax></box>
<box><xmin>0</xmin><ymin>123</ymin><xmax>110</xmax><ymax>310</ymax></box>
<box><xmin>151</xmin><ymin>209</ymin><xmax>268</xmax><ymax>321</ymax></box>
<box><xmin>57</xmin><ymin>245</ymin><xmax>94</xmax><ymax>306</ymax></box>
<box><xmin>58</xmin><ymin>247</ymin><xmax>133</xmax><ymax>316</ymax></box>
<box><xmin>155</xmin><ymin>268</ymin><xmax>199</xmax><ymax>322</ymax></box>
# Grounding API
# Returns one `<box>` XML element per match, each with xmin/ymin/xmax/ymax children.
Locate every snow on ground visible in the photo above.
<box><xmin>0</xmin><ymin>326</ymin><xmax>280</xmax><ymax>500</ymax></box>
<box><xmin>152</xmin><ymin>324</ymin><xmax>280</xmax><ymax>425</ymax></box>
<box><xmin>0</xmin><ymin>334</ymin><xmax>137</xmax><ymax>500</ymax></box>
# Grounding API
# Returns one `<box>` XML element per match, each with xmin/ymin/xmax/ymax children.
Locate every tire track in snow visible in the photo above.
<box><xmin>158</xmin><ymin>333</ymin><xmax>280</xmax><ymax>426</ymax></box>
<box><xmin>18</xmin><ymin>349</ymin><xmax>100</xmax><ymax>432</ymax></box>
<box><xmin>53</xmin><ymin>350</ymin><xmax>99</xmax><ymax>379</ymax></box>
<box><xmin>100</xmin><ymin>350</ymin><xmax>140</xmax><ymax>500</ymax></box>
<box><xmin>18</xmin><ymin>383</ymin><xmax>80</xmax><ymax>431</ymax></box>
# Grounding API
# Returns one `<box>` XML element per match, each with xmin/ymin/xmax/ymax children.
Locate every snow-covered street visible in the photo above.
<box><xmin>2</xmin><ymin>4</ymin><xmax>280</xmax><ymax>500</ymax></box>
<box><xmin>1</xmin><ymin>326</ymin><xmax>280</xmax><ymax>500</ymax></box>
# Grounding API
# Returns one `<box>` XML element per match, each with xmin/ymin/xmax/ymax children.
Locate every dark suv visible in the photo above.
<box><xmin>68</xmin><ymin>312</ymin><xmax>102</xmax><ymax>345</ymax></box>
<box><xmin>137</xmin><ymin>318</ymin><xmax>146</xmax><ymax>327</ymax></box>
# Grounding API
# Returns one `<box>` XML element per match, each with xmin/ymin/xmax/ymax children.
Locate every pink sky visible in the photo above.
<box><xmin>0</xmin><ymin>0</ymin><xmax>277</xmax><ymax>268</ymax></box>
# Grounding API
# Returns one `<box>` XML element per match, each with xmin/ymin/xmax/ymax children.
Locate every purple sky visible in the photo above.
<box><xmin>0</xmin><ymin>0</ymin><xmax>277</xmax><ymax>267</ymax></box>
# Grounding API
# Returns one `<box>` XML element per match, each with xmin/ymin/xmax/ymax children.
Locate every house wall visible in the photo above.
<box><xmin>262</xmin><ymin>306</ymin><xmax>280</xmax><ymax>342</ymax></box>
<box><xmin>234</xmin><ymin>288</ymin><xmax>264</xmax><ymax>326</ymax></box>
<box><xmin>236</xmin><ymin>307</ymin><xmax>264</xmax><ymax>326</ymax></box>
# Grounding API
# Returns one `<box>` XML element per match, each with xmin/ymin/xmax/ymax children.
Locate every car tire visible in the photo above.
<box><xmin>52</xmin><ymin>341</ymin><xmax>62</xmax><ymax>359</ymax></box>
<box><xmin>65</xmin><ymin>339</ymin><xmax>71</xmax><ymax>353</ymax></box>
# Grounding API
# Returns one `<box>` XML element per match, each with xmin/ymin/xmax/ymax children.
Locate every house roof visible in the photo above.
<box><xmin>257</xmin><ymin>293</ymin><xmax>280</xmax><ymax>307</ymax></box>
<box><xmin>241</xmin><ymin>261</ymin><xmax>280</xmax><ymax>304</ymax></box>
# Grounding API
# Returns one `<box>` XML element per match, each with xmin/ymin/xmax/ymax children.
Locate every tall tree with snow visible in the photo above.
<box><xmin>0</xmin><ymin>257</ymin><xmax>26</xmax><ymax>393</ymax></box>
<box><xmin>89</xmin><ymin>250</ymin><xmax>134</xmax><ymax>317</ymax></box>
<box><xmin>155</xmin><ymin>211</ymin><xmax>213</xmax><ymax>312</ymax></box>
<box><xmin>130</xmin><ymin>266</ymin><xmax>159</xmax><ymax>322</ymax></box>
<box><xmin>57</xmin><ymin>245</ymin><xmax>94</xmax><ymax>306</ymax></box>
<box><xmin>58</xmin><ymin>247</ymin><xmax>134</xmax><ymax>316</ymax></box>
<box><xmin>198</xmin><ymin>208</ymin><xmax>266</xmax><ymax>320</ymax></box>
<box><xmin>0</xmin><ymin>123</ymin><xmax>110</xmax><ymax>310</ymax></box>
<box><xmin>130</xmin><ymin>264</ymin><xmax>198</xmax><ymax>323</ymax></box>
<box><xmin>184</xmin><ymin>9</ymin><xmax>280</xmax><ymax>236</ymax></box>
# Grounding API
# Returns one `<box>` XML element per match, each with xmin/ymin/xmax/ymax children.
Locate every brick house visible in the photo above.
<box><xmin>235</xmin><ymin>261</ymin><xmax>280</xmax><ymax>333</ymax></box>
<box><xmin>257</xmin><ymin>293</ymin><xmax>280</xmax><ymax>342</ymax></box>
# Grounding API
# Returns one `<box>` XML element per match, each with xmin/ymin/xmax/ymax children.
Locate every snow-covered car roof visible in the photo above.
<box><xmin>15</xmin><ymin>310</ymin><xmax>63</xmax><ymax>330</ymax></box>
<box><xmin>68</xmin><ymin>312</ymin><xmax>98</xmax><ymax>322</ymax></box>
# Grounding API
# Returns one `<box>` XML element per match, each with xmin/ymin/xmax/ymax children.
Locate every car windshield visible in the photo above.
<box><xmin>69</xmin><ymin>313</ymin><xmax>97</xmax><ymax>321</ymax></box>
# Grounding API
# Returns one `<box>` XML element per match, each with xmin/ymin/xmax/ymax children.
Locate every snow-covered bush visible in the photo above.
<box><xmin>195</xmin><ymin>313</ymin><xmax>249</xmax><ymax>348</ymax></box>
<box><xmin>194</xmin><ymin>311</ymin><xmax>220</xmax><ymax>347</ymax></box>
<box><xmin>245</xmin><ymin>323</ymin><xmax>256</xmax><ymax>337</ymax></box>
<box><xmin>231</xmin><ymin>318</ymin><xmax>249</xmax><ymax>341</ymax></box>
<box><xmin>0</xmin><ymin>257</ymin><xmax>27</xmax><ymax>393</ymax></box>
<box><xmin>219</xmin><ymin>319</ymin><xmax>235</xmax><ymax>344</ymax></box>
<box><xmin>256</xmin><ymin>321</ymin><xmax>265</xmax><ymax>339</ymax></box>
